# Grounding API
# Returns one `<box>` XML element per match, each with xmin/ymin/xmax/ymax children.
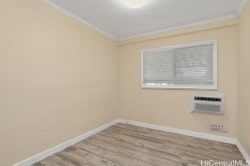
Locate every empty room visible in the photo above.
<box><xmin>1</xmin><ymin>0</ymin><xmax>250</xmax><ymax>165</ymax></box>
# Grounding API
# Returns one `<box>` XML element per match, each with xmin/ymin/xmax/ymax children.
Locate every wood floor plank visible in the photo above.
<box><xmin>33</xmin><ymin>123</ymin><xmax>245</xmax><ymax>166</ymax></box>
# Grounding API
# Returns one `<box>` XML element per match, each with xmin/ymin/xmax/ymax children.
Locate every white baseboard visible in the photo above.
<box><xmin>118</xmin><ymin>119</ymin><xmax>237</xmax><ymax>144</ymax></box>
<box><xmin>14</xmin><ymin>120</ymin><xmax>119</xmax><ymax>166</ymax></box>
<box><xmin>235</xmin><ymin>140</ymin><xmax>250</xmax><ymax>163</ymax></box>
<box><xmin>118</xmin><ymin>119</ymin><xmax>250</xmax><ymax>162</ymax></box>
<box><xmin>14</xmin><ymin>119</ymin><xmax>250</xmax><ymax>165</ymax></box>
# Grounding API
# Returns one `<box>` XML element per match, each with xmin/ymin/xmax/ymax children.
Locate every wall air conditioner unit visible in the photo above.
<box><xmin>191</xmin><ymin>95</ymin><xmax>224</xmax><ymax>114</ymax></box>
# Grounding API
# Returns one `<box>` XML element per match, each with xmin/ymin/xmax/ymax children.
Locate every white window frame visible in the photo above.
<box><xmin>141</xmin><ymin>40</ymin><xmax>217</xmax><ymax>90</ymax></box>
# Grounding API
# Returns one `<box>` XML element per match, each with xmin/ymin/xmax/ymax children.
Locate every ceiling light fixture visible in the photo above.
<box><xmin>122</xmin><ymin>0</ymin><xmax>146</xmax><ymax>8</ymax></box>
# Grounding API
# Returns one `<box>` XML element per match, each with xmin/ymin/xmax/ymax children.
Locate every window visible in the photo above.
<box><xmin>141</xmin><ymin>40</ymin><xmax>217</xmax><ymax>89</ymax></box>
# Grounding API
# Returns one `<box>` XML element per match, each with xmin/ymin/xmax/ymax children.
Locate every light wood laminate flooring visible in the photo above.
<box><xmin>34</xmin><ymin>123</ymin><xmax>245</xmax><ymax>166</ymax></box>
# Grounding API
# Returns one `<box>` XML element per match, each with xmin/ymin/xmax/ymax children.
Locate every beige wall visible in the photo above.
<box><xmin>0</xmin><ymin>0</ymin><xmax>118</xmax><ymax>165</ymax></box>
<box><xmin>0</xmin><ymin>0</ymin><xmax>249</xmax><ymax>165</ymax></box>
<box><xmin>118</xmin><ymin>22</ymin><xmax>238</xmax><ymax>138</ymax></box>
<box><xmin>238</xmin><ymin>0</ymin><xmax>250</xmax><ymax>155</ymax></box>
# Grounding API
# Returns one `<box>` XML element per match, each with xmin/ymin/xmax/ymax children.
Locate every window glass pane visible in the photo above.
<box><xmin>143</xmin><ymin>50</ymin><xmax>174</xmax><ymax>84</ymax></box>
<box><xmin>173</xmin><ymin>44</ymin><xmax>214</xmax><ymax>85</ymax></box>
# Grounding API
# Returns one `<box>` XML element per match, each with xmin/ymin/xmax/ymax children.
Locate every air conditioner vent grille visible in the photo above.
<box><xmin>194</xmin><ymin>97</ymin><xmax>221</xmax><ymax>102</ymax></box>
<box><xmin>195</xmin><ymin>103</ymin><xmax>221</xmax><ymax>113</ymax></box>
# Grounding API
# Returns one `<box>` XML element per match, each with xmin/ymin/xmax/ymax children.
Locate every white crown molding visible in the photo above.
<box><xmin>14</xmin><ymin>120</ymin><xmax>120</xmax><ymax>166</ymax></box>
<box><xmin>40</xmin><ymin>0</ymin><xmax>243</xmax><ymax>41</ymax></box>
<box><xmin>41</xmin><ymin>0</ymin><xmax>116</xmax><ymax>40</ymax></box>
<box><xmin>237</xmin><ymin>0</ymin><xmax>249</xmax><ymax>15</ymax></box>
<box><xmin>14</xmin><ymin>119</ymin><xmax>249</xmax><ymax>165</ymax></box>
<box><xmin>117</xmin><ymin>15</ymin><xmax>237</xmax><ymax>41</ymax></box>
<box><xmin>41</xmin><ymin>0</ymin><xmax>248</xmax><ymax>42</ymax></box>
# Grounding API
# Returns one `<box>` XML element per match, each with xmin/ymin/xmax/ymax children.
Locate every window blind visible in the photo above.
<box><xmin>142</xmin><ymin>41</ymin><xmax>217</xmax><ymax>89</ymax></box>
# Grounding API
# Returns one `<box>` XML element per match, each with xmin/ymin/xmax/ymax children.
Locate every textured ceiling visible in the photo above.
<box><xmin>44</xmin><ymin>0</ymin><xmax>244</xmax><ymax>40</ymax></box>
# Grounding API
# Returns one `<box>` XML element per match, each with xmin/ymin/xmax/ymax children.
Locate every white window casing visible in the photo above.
<box><xmin>141</xmin><ymin>40</ymin><xmax>217</xmax><ymax>89</ymax></box>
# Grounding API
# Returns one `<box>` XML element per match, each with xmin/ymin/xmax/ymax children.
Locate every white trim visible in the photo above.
<box><xmin>140</xmin><ymin>50</ymin><xmax>144</xmax><ymax>90</ymax></box>
<box><xmin>41</xmin><ymin>0</ymin><xmax>116</xmax><ymax>40</ymax></box>
<box><xmin>40</xmin><ymin>0</ymin><xmax>240</xmax><ymax>41</ymax></box>
<box><xmin>213</xmin><ymin>40</ymin><xmax>218</xmax><ymax>90</ymax></box>
<box><xmin>14</xmin><ymin>120</ymin><xmax>119</xmax><ymax>166</ymax></box>
<box><xmin>237</xmin><ymin>0</ymin><xmax>249</xmax><ymax>15</ymax></box>
<box><xmin>118</xmin><ymin>119</ymin><xmax>236</xmax><ymax>144</ymax></box>
<box><xmin>118</xmin><ymin>119</ymin><xmax>250</xmax><ymax>162</ymax></box>
<box><xmin>40</xmin><ymin>0</ymin><xmax>244</xmax><ymax>41</ymax></box>
<box><xmin>141</xmin><ymin>40</ymin><xmax>217</xmax><ymax>90</ymax></box>
<box><xmin>14</xmin><ymin>119</ymin><xmax>250</xmax><ymax>165</ymax></box>
<box><xmin>118</xmin><ymin>15</ymin><xmax>236</xmax><ymax>41</ymax></box>
<box><xmin>235</xmin><ymin>140</ymin><xmax>250</xmax><ymax>162</ymax></box>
